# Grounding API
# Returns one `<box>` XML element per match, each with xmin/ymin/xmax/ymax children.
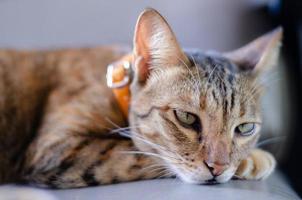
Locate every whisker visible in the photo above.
<box><xmin>105</xmin><ymin>117</ymin><xmax>125</xmax><ymax>129</ymax></box>
<box><xmin>156</xmin><ymin>170</ymin><xmax>174</xmax><ymax>179</ymax></box>
<box><xmin>257</xmin><ymin>135</ymin><xmax>287</xmax><ymax>147</ymax></box>
<box><xmin>190</xmin><ymin>55</ymin><xmax>201</xmax><ymax>83</ymax></box>
<box><xmin>242</xmin><ymin>72</ymin><xmax>282</xmax><ymax>104</ymax></box>
<box><xmin>105</xmin><ymin>118</ymin><xmax>166</xmax><ymax>153</ymax></box>
<box><xmin>149</xmin><ymin>167</ymin><xmax>168</xmax><ymax>175</ymax></box>
<box><xmin>118</xmin><ymin>129</ymin><xmax>185</xmax><ymax>162</ymax></box>
<box><xmin>242</xmin><ymin>86</ymin><xmax>263</xmax><ymax>104</ymax></box>
<box><xmin>176</xmin><ymin>56</ymin><xmax>196</xmax><ymax>86</ymax></box>
<box><xmin>205</xmin><ymin>64</ymin><xmax>218</xmax><ymax>95</ymax></box>
<box><xmin>140</xmin><ymin>163</ymin><xmax>166</xmax><ymax>172</ymax></box>
<box><xmin>120</xmin><ymin>150</ymin><xmax>178</xmax><ymax>162</ymax></box>
<box><xmin>110</xmin><ymin>125</ymin><xmax>145</xmax><ymax>133</ymax></box>
<box><xmin>120</xmin><ymin>130</ymin><xmax>170</xmax><ymax>153</ymax></box>
<box><xmin>106</xmin><ymin>115</ymin><xmax>189</xmax><ymax>172</ymax></box>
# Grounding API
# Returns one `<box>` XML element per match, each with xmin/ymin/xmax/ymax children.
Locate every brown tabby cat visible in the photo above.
<box><xmin>0</xmin><ymin>8</ymin><xmax>281</xmax><ymax>188</ymax></box>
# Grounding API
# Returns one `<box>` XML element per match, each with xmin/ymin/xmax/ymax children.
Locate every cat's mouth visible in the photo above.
<box><xmin>204</xmin><ymin>178</ymin><xmax>219</xmax><ymax>185</ymax></box>
<box><xmin>169</xmin><ymin>162</ymin><xmax>235</xmax><ymax>185</ymax></box>
<box><xmin>176</xmin><ymin>172</ymin><xmax>232</xmax><ymax>185</ymax></box>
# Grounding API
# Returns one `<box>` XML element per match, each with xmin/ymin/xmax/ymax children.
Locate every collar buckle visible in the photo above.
<box><xmin>106</xmin><ymin>60</ymin><xmax>132</xmax><ymax>89</ymax></box>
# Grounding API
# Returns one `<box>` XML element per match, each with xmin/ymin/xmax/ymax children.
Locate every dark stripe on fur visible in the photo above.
<box><xmin>230</xmin><ymin>92</ymin><xmax>235</xmax><ymax>111</ymax></box>
<box><xmin>224</xmin><ymin>100</ymin><xmax>228</xmax><ymax>115</ymax></box>
<box><xmin>45</xmin><ymin>175</ymin><xmax>59</xmax><ymax>189</ymax></box>
<box><xmin>56</xmin><ymin>138</ymin><xmax>92</xmax><ymax>176</ymax></box>
<box><xmin>128</xmin><ymin>164</ymin><xmax>141</xmax><ymax>174</ymax></box>
<box><xmin>82</xmin><ymin>141</ymin><xmax>118</xmax><ymax>186</ymax></box>
<box><xmin>212</xmin><ymin>90</ymin><xmax>219</xmax><ymax>104</ymax></box>
<box><xmin>100</xmin><ymin>141</ymin><xmax>117</xmax><ymax>155</ymax></box>
<box><xmin>82</xmin><ymin>160</ymin><xmax>103</xmax><ymax>186</ymax></box>
<box><xmin>133</xmin><ymin>106</ymin><xmax>169</xmax><ymax>119</ymax></box>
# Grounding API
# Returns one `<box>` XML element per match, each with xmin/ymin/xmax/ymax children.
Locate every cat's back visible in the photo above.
<box><xmin>0</xmin><ymin>46</ymin><xmax>125</xmax><ymax>183</ymax></box>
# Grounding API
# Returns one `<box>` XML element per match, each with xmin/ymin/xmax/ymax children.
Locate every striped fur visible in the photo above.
<box><xmin>0</xmin><ymin>8</ymin><xmax>281</xmax><ymax>188</ymax></box>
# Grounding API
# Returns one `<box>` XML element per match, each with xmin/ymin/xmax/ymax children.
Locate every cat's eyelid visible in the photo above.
<box><xmin>168</xmin><ymin>101</ymin><xmax>199</xmax><ymax>113</ymax></box>
<box><xmin>171</xmin><ymin>108</ymin><xmax>199</xmax><ymax>116</ymax></box>
<box><xmin>236</xmin><ymin>119</ymin><xmax>262</xmax><ymax>125</ymax></box>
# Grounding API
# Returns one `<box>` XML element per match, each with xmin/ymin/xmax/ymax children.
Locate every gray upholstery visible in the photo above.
<box><xmin>0</xmin><ymin>170</ymin><xmax>300</xmax><ymax>200</ymax></box>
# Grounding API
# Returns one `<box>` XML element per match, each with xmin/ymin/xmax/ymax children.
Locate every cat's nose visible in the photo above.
<box><xmin>204</xmin><ymin>161</ymin><xmax>228</xmax><ymax>177</ymax></box>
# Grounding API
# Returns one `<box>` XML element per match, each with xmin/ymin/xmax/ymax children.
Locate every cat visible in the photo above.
<box><xmin>0</xmin><ymin>8</ymin><xmax>281</xmax><ymax>188</ymax></box>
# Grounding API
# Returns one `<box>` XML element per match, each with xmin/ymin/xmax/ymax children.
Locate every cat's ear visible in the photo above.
<box><xmin>223</xmin><ymin>27</ymin><xmax>282</xmax><ymax>75</ymax></box>
<box><xmin>133</xmin><ymin>8</ymin><xmax>189</xmax><ymax>83</ymax></box>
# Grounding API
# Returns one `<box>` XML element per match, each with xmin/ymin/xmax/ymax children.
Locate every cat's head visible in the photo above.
<box><xmin>128</xmin><ymin>8</ymin><xmax>282</xmax><ymax>184</ymax></box>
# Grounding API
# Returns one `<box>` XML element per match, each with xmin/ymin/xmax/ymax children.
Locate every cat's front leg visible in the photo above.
<box><xmin>235</xmin><ymin>148</ymin><xmax>276</xmax><ymax>180</ymax></box>
<box><xmin>21</xmin><ymin>99</ymin><xmax>164</xmax><ymax>188</ymax></box>
<box><xmin>23</xmin><ymin>137</ymin><xmax>164</xmax><ymax>188</ymax></box>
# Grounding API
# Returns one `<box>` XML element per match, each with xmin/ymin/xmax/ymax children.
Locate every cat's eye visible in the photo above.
<box><xmin>235</xmin><ymin>123</ymin><xmax>255</xmax><ymax>136</ymax></box>
<box><xmin>174</xmin><ymin>110</ymin><xmax>196</xmax><ymax>125</ymax></box>
<box><xmin>173</xmin><ymin>110</ymin><xmax>201</xmax><ymax>131</ymax></box>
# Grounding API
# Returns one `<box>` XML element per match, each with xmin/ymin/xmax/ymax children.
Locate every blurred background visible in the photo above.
<box><xmin>0</xmin><ymin>0</ymin><xmax>291</xmax><ymax>50</ymax></box>
<box><xmin>0</xmin><ymin>0</ymin><xmax>301</xmax><ymax>197</ymax></box>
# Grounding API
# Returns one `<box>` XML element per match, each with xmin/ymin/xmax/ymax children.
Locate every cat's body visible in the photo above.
<box><xmin>0</xmin><ymin>9</ymin><xmax>281</xmax><ymax>188</ymax></box>
<box><xmin>0</xmin><ymin>47</ymin><xmax>144</xmax><ymax>187</ymax></box>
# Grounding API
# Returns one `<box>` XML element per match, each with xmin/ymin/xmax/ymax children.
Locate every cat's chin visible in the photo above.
<box><xmin>169</xmin><ymin>165</ymin><xmax>212</xmax><ymax>184</ymax></box>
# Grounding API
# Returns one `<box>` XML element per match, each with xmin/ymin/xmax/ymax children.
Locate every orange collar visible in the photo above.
<box><xmin>106</xmin><ymin>55</ymin><xmax>133</xmax><ymax>119</ymax></box>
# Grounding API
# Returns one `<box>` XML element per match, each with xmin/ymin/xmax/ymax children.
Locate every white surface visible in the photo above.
<box><xmin>0</xmin><ymin>171</ymin><xmax>300</xmax><ymax>200</ymax></box>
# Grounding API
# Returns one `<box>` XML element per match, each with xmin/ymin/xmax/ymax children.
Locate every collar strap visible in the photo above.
<box><xmin>106</xmin><ymin>54</ymin><xmax>133</xmax><ymax>118</ymax></box>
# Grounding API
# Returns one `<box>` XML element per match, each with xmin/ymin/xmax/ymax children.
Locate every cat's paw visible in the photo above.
<box><xmin>235</xmin><ymin>149</ymin><xmax>276</xmax><ymax>180</ymax></box>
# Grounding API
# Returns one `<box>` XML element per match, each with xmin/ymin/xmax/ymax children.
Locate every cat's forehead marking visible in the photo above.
<box><xmin>183</xmin><ymin>50</ymin><xmax>258</xmax><ymax>125</ymax></box>
<box><xmin>151</xmin><ymin>51</ymin><xmax>256</xmax><ymax>121</ymax></box>
<box><xmin>186</xmin><ymin>51</ymin><xmax>238</xmax><ymax>111</ymax></box>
